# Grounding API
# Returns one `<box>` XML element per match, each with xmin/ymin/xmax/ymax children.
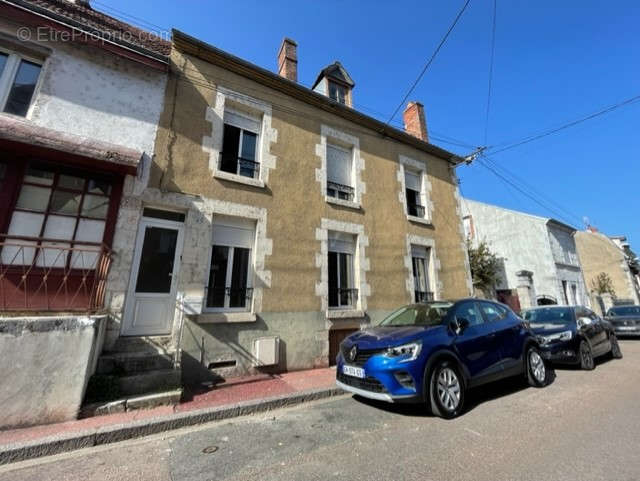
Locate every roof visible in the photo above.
<box><xmin>311</xmin><ymin>61</ymin><xmax>355</xmax><ymax>89</ymax></box>
<box><xmin>3</xmin><ymin>0</ymin><xmax>170</xmax><ymax>60</ymax></box>
<box><xmin>172</xmin><ymin>29</ymin><xmax>464</xmax><ymax>165</ymax></box>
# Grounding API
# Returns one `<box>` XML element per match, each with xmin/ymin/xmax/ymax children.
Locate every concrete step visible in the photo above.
<box><xmin>96</xmin><ymin>351</ymin><xmax>175</xmax><ymax>375</ymax></box>
<box><xmin>85</xmin><ymin>369</ymin><xmax>182</xmax><ymax>403</ymax></box>
<box><xmin>108</xmin><ymin>336</ymin><xmax>173</xmax><ymax>355</ymax></box>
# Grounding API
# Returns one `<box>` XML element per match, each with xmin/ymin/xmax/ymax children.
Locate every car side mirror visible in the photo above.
<box><xmin>451</xmin><ymin>317</ymin><xmax>470</xmax><ymax>334</ymax></box>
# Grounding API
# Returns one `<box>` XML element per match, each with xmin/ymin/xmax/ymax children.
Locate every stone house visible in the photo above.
<box><xmin>463</xmin><ymin>199</ymin><xmax>589</xmax><ymax>311</ymax></box>
<box><xmin>574</xmin><ymin>229</ymin><xmax>640</xmax><ymax>312</ymax></box>
<box><xmin>0</xmin><ymin>0</ymin><xmax>169</xmax><ymax>427</ymax></box>
<box><xmin>105</xmin><ymin>28</ymin><xmax>473</xmax><ymax>386</ymax></box>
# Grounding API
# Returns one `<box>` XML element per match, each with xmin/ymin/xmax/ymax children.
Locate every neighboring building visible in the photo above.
<box><xmin>0</xmin><ymin>0</ymin><xmax>169</xmax><ymax>426</ymax></box>
<box><xmin>575</xmin><ymin>229</ymin><xmax>640</xmax><ymax>309</ymax></box>
<box><xmin>106</xmin><ymin>28</ymin><xmax>473</xmax><ymax>383</ymax></box>
<box><xmin>463</xmin><ymin>199</ymin><xmax>589</xmax><ymax>311</ymax></box>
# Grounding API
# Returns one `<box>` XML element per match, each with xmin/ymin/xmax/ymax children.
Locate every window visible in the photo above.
<box><xmin>328</xmin><ymin>81</ymin><xmax>347</xmax><ymax>105</ymax></box>
<box><xmin>452</xmin><ymin>301</ymin><xmax>484</xmax><ymax>327</ymax></box>
<box><xmin>561</xmin><ymin>280</ymin><xmax>569</xmax><ymax>305</ymax></box>
<box><xmin>328</xmin><ymin>231</ymin><xmax>357</xmax><ymax>308</ymax></box>
<box><xmin>405</xmin><ymin>169</ymin><xmax>425</xmax><ymax>218</ymax></box>
<box><xmin>411</xmin><ymin>245</ymin><xmax>432</xmax><ymax>303</ymax></box>
<box><xmin>0</xmin><ymin>50</ymin><xmax>42</xmax><ymax>117</ymax></box>
<box><xmin>326</xmin><ymin>143</ymin><xmax>354</xmax><ymax>201</ymax></box>
<box><xmin>1</xmin><ymin>165</ymin><xmax>112</xmax><ymax>268</ymax></box>
<box><xmin>479</xmin><ymin>302</ymin><xmax>508</xmax><ymax>322</ymax></box>
<box><xmin>219</xmin><ymin>108</ymin><xmax>261</xmax><ymax>179</ymax></box>
<box><xmin>206</xmin><ymin>216</ymin><xmax>255</xmax><ymax>311</ymax></box>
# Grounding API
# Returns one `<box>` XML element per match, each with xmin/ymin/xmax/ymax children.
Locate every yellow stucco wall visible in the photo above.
<box><xmin>150</xmin><ymin>49</ymin><xmax>470</xmax><ymax>315</ymax></box>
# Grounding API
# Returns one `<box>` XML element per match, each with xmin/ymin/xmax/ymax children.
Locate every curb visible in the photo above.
<box><xmin>0</xmin><ymin>386</ymin><xmax>346</xmax><ymax>465</ymax></box>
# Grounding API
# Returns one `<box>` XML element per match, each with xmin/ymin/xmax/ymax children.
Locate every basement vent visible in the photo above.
<box><xmin>208</xmin><ymin>360</ymin><xmax>237</xmax><ymax>369</ymax></box>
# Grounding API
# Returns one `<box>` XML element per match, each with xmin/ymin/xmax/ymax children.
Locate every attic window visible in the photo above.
<box><xmin>328</xmin><ymin>81</ymin><xmax>347</xmax><ymax>105</ymax></box>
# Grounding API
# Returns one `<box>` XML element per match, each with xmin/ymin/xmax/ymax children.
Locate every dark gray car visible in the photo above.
<box><xmin>605</xmin><ymin>305</ymin><xmax>640</xmax><ymax>337</ymax></box>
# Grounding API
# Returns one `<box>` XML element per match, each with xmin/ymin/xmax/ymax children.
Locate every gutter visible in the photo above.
<box><xmin>172</xmin><ymin>29</ymin><xmax>466</xmax><ymax>166</ymax></box>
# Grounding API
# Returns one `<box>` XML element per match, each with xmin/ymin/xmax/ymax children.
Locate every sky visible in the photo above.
<box><xmin>96</xmin><ymin>0</ymin><xmax>639</xmax><ymax>246</ymax></box>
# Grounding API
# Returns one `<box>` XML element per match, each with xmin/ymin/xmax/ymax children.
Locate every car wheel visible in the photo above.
<box><xmin>429</xmin><ymin>361</ymin><xmax>465</xmax><ymax>419</ymax></box>
<box><xmin>579</xmin><ymin>340</ymin><xmax>595</xmax><ymax>370</ymax></box>
<box><xmin>526</xmin><ymin>346</ymin><xmax>551</xmax><ymax>387</ymax></box>
<box><xmin>609</xmin><ymin>334</ymin><xmax>623</xmax><ymax>359</ymax></box>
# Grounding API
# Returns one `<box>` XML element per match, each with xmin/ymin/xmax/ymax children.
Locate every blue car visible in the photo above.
<box><xmin>336</xmin><ymin>299</ymin><xmax>552</xmax><ymax>418</ymax></box>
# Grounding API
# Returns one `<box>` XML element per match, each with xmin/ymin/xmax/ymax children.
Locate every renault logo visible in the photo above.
<box><xmin>348</xmin><ymin>345</ymin><xmax>357</xmax><ymax>362</ymax></box>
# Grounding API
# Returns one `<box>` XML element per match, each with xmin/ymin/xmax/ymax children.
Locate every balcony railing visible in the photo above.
<box><xmin>329</xmin><ymin>287</ymin><xmax>358</xmax><ymax>308</ymax></box>
<box><xmin>218</xmin><ymin>153</ymin><xmax>260</xmax><ymax>179</ymax></box>
<box><xmin>408</xmin><ymin>203</ymin><xmax>426</xmax><ymax>218</ymax></box>
<box><xmin>415</xmin><ymin>290</ymin><xmax>435</xmax><ymax>303</ymax></box>
<box><xmin>205</xmin><ymin>286</ymin><xmax>254</xmax><ymax>309</ymax></box>
<box><xmin>0</xmin><ymin>235</ymin><xmax>112</xmax><ymax>312</ymax></box>
<box><xmin>326</xmin><ymin>181</ymin><xmax>354</xmax><ymax>201</ymax></box>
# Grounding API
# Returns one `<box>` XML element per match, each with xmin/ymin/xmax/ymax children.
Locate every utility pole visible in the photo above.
<box><xmin>462</xmin><ymin>146</ymin><xmax>487</xmax><ymax>165</ymax></box>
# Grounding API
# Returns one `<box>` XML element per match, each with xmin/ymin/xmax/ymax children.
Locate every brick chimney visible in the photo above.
<box><xmin>403</xmin><ymin>101</ymin><xmax>428</xmax><ymax>142</ymax></box>
<box><xmin>277</xmin><ymin>38</ymin><xmax>297</xmax><ymax>82</ymax></box>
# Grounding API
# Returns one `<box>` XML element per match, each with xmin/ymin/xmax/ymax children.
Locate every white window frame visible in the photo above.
<box><xmin>222</xmin><ymin>107</ymin><xmax>262</xmax><ymax>179</ymax></box>
<box><xmin>411</xmin><ymin>245</ymin><xmax>431</xmax><ymax>303</ymax></box>
<box><xmin>327</xmin><ymin>231</ymin><xmax>357</xmax><ymax>310</ymax></box>
<box><xmin>0</xmin><ymin>47</ymin><xmax>43</xmax><ymax>117</ymax></box>
<box><xmin>325</xmin><ymin>142</ymin><xmax>355</xmax><ymax>202</ymax></box>
<box><xmin>405</xmin><ymin>235</ymin><xmax>441</xmax><ymax>302</ymax></box>
<box><xmin>398</xmin><ymin>155</ymin><xmax>432</xmax><ymax>225</ymax></box>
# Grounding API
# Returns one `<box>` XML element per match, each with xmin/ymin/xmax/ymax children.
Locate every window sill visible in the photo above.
<box><xmin>214</xmin><ymin>170</ymin><xmax>265</xmax><ymax>188</ymax></box>
<box><xmin>326</xmin><ymin>309</ymin><xmax>365</xmax><ymax>319</ymax></box>
<box><xmin>325</xmin><ymin>196</ymin><xmax>361</xmax><ymax>210</ymax></box>
<box><xmin>407</xmin><ymin>215</ymin><xmax>432</xmax><ymax>226</ymax></box>
<box><xmin>197</xmin><ymin>312</ymin><xmax>257</xmax><ymax>324</ymax></box>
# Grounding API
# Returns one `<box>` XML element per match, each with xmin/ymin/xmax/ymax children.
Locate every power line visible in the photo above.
<box><xmin>483</xmin><ymin>0</ymin><xmax>497</xmax><ymax>144</ymax></box>
<box><xmin>386</xmin><ymin>0</ymin><xmax>472</xmax><ymax>125</ymax></box>
<box><xmin>91</xmin><ymin>0</ymin><xmax>169</xmax><ymax>33</ymax></box>
<box><xmin>486</xmin><ymin>94</ymin><xmax>640</xmax><ymax>155</ymax></box>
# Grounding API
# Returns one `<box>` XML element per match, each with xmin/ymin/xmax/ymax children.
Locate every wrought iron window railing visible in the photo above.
<box><xmin>329</xmin><ymin>287</ymin><xmax>358</xmax><ymax>308</ymax></box>
<box><xmin>414</xmin><ymin>290</ymin><xmax>434</xmax><ymax>303</ymax></box>
<box><xmin>218</xmin><ymin>153</ymin><xmax>260</xmax><ymax>179</ymax></box>
<box><xmin>205</xmin><ymin>286</ymin><xmax>254</xmax><ymax>309</ymax></box>
<box><xmin>326</xmin><ymin>181</ymin><xmax>354</xmax><ymax>201</ymax></box>
<box><xmin>0</xmin><ymin>234</ymin><xmax>112</xmax><ymax>312</ymax></box>
<box><xmin>408</xmin><ymin>203</ymin><xmax>426</xmax><ymax>218</ymax></box>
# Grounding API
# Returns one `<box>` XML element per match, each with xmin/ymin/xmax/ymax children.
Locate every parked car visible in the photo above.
<box><xmin>522</xmin><ymin>306</ymin><xmax>622</xmax><ymax>370</ymax></box>
<box><xmin>336</xmin><ymin>299</ymin><xmax>552</xmax><ymax>419</ymax></box>
<box><xmin>605</xmin><ymin>305</ymin><xmax>640</xmax><ymax>337</ymax></box>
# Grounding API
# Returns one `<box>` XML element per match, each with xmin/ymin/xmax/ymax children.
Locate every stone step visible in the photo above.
<box><xmin>108</xmin><ymin>336</ymin><xmax>173</xmax><ymax>355</ymax></box>
<box><xmin>85</xmin><ymin>369</ymin><xmax>182</xmax><ymax>403</ymax></box>
<box><xmin>96</xmin><ymin>351</ymin><xmax>175</xmax><ymax>375</ymax></box>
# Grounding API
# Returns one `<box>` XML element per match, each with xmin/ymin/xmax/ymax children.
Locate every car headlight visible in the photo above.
<box><xmin>541</xmin><ymin>330</ymin><xmax>573</xmax><ymax>344</ymax></box>
<box><xmin>383</xmin><ymin>341</ymin><xmax>422</xmax><ymax>362</ymax></box>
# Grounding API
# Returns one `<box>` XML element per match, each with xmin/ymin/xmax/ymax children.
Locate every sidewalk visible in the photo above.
<box><xmin>0</xmin><ymin>367</ymin><xmax>343</xmax><ymax>465</ymax></box>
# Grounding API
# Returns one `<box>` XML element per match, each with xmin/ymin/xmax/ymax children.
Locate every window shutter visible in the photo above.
<box><xmin>328</xmin><ymin>231</ymin><xmax>355</xmax><ymax>254</ymax></box>
<box><xmin>212</xmin><ymin>216</ymin><xmax>255</xmax><ymax>249</ymax></box>
<box><xmin>405</xmin><ymin>170</ymin><xmax>421</xmax><ymax>191</ymax></box>
<box><xmin>411</xmin><ymin>245</ymin><xmax>428</xmax><ymax>259</ymax></box>
<box><xmin>224</xmin><ymin>108</ymin><xmax>261</xmax><ymax>133</ymax></box>
<box><xmin>326</xmin><ymin>144</ymin><xmax>352</xmax><ymax>186</ymax></box>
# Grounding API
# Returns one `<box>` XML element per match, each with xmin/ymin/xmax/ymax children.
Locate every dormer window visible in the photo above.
<box><xmin>328</xmin><ymin>81</ymin><xmax>347</xmax><ymax>105</ymax></box>
<box><xmin>312</xmin><ymin>61</ymin><xmax>355</xmax><ymax>108</ymax></box>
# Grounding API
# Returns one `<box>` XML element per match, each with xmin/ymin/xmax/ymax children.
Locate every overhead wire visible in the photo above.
<box><xmin>483</xmin><ymin>0</ymin><xmax>497</xmax><ymax>145</ymax></box>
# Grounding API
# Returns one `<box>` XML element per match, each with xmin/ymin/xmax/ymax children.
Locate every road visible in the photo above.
<box><xmin>1</xmin><ymin>340</ymin><xmax>639</xmax><ymax>481</ymax></box>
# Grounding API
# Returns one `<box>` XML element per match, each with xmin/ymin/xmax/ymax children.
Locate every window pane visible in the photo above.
<box><xmin>326</xmin><ymin>144</ymin><xmax>352</xmax><ymax>186</ymax></box>
<box><xmin>81</xmin><ymin>194</ymin><xmax>109</xmax><ymax>218</ymax></box>
<box><xmin>50</xmin><ymin>190</ymin><xmax>81</xmax><ymax>214</ymax></box>
<box><xmin>413</xmin><ymin>257</ymin><xmax>427</xmax><ymax>292</ymax></box>
<box><xmin>4</xmin><ymin>60</ymin><xmax>41</xmax><ymax>117</ymax></box>
<box><xmin>87</xmin><ymin>179</ymin><xmax>112</xmax><ymax>196</ymax></box>
<box><xmin>229</xmin><ymin>247</ymin><xmax>250</xmax><ymax>308</ymax></box>
<box><xmin>24</xmin><ymin>167</ymin><xmax>54</xmax><ymax>185</ymax></box>
<box><xmin>75</xmin><ymin>219</ymin><xmax>105</xmax><ymax>243</ymax></box>
<box><xmin>42</xmin><ymin>214</ymin><xmax>76</xmax><ymax>240</ymax></box>
<box><xmin>16</xmin><ymin>185</ymin><xmax>51</xmax><ymax>211</ymax></box>
<box><xmin>207</xmin><ymin>245</ymin><xmax>229</xmax><ymax>307</ymax></box>
<box><xmin>135</xmin><ymin>226</ymin><xmax>178</xmax><ymax>293</ymax></box>
<box><xmin>220</xmin><ymin>123</ymin><xmax>240</xmax><ymax>174</ymax></box>
<box><xmin>71</xmin><ymin>219</ymin><xmax>105</xmax><ymax>269</ymax></box>
<box><xmin>405</xmin><ymin>170</ymin><xmax>421</xmax><ymax>191</ymax></box>
<box><xmin>454</xmin><ymin>302</ymin><xmax>484</xmax><ymax>326</ymax></box>
<box><xmin>240</xmin><ymin>131</ymin><xmax>257</xmax><ymax>161</ymax></box>
<box><xmin>36</xmin><ymin>242</ymin><xmax>70</xmax><ymax>268</ymax></box>
<box><xmin>58</xmin><ymin>174</ymin><xmax>85</xmax><ymax>190</ymax></box>
<box><xmin>328</xmin><ymin>251</ymin><xmax>338</xmax><ymax>307</ymax></box>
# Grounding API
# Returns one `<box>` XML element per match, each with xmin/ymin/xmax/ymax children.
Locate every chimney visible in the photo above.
<box><xmin>277</xmin><ymin>38</ymin><xmax>298</xmax><ymax>82</ymax></box>
<box><xmin>403</xmin><ymin>101</ymin><xmax>428</xmax><ymax>142</ymax></box>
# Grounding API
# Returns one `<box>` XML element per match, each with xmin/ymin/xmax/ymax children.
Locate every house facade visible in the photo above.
<box><xmin>0</xmin><ymin>0</ymin><xmax>169</xmax><ymax>426</ymax></box>
<box><xmin>575</xmin><ymin>229</ymin><xmax>640</xmax><ymax>309</ymax></box>
<box><xmin>104</xmin><ymin>29</ymin><xmax>473</xmax><ymax>383</ymax></box>
<box><xmin>463</xmin><ymin>199</ymin><xmax>589</xmax><ymax>311</ymax></box>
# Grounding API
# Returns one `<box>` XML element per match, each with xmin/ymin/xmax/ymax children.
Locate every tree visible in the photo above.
<box><xmin>591</xmin><ymin>272</ymin><xmax>616</xmax><ymax>298</ymax></box>
<box><xmin>467</xmin><ymin>241</ymin><xmax>501</xmax><ymax>292</ymax></box>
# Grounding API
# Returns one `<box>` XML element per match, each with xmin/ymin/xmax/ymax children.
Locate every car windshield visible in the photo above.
<box><xmin>523</xmin><ymin>307</ymin><xmax>575</xmax><ymax>324</ymax></box>
<box><xmin>378</xmin><ymin>303</ymin><xmax>453</xmax><ymax>327</ymax></box>
<box><xmin>607</xmin><ymin>306</ymin><xmax>640</xmax><ymax>316</ymax></box>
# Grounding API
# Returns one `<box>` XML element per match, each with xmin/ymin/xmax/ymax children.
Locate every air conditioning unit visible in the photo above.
<box><xmin>253</xmin><ymin>336</ymin><xmax>280</xmax><ymax>366</ymax></box>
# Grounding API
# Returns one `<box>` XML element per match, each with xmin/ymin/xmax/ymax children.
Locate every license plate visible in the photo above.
<box><xmin>342</xmin><ymin>365</ymin><xmax>365</xmax><ymax>378</ymax></box>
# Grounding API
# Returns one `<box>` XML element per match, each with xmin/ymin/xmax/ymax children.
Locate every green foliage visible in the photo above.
<box><xmin>467</xmin><ymin>241</ymin><xmax>501</xmax><ymax>291</ymax></box>
<box><xmin>591</xmin><ymin>272</ymin><xmax>616</xmax><ymax>297</ymax></box>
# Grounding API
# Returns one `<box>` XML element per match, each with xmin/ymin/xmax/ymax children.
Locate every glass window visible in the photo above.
<box><xmin>87</xmin><ymin>179</ymin><xmax>112</xmax><ymax>196</ymax></box>
<box><xmin>16</xmin><ymin>184</ymin><xmax>51</xmax><ymax>211</ymax></box>
<box><xmin>522</xmin><ymin>307</ymin><xmax>575</xmax><ymax>325</ymax></box>
<box><xmin>328</xmin><ymin>251</ymin><xmax>355</xmax><ymax>308</ymax></box>
<box><xmin>58</xmin><ymin>174</ymin><xmax>85</xmax><ymax>190</ymax></box>
<box><xmin>50</xmin><ymin>190</ymin><xmax>81</xmax><ymax>214</ymax></box>
<box><xmin>24</xmin><ymin>167</ymin><xmax>54</xmax><ymax>185</ymax></box>
<box><xmin>4</xmin><ymin>60</ymin><xmax>42</xmax><ymax>117</ymax></box>
<box><xmin>329</xmin><ymin>81</ymin><xmax>347</xmax><ymax>104</ymax></box>
<box><xmin>607</xmin><ymin>306</ymin><xmax>640</xmax><ymax>317</ymax></box>
<box><xmin>379</xmin><ymin>303</ymin><xmax>453</xmax><ymax>327</ymax></box>
<box><xmin>219</xmin><ymin>109</ymin><xmax>261</xmax><ymax>179</ymax></box>
<box><xmin>453</xmin><ymin>302</ymin><xmax>484</xmax><ymax>327</ymax></box>
<box><xmin>326</xmin><ymin>143</ymin><xmax>353</xmax><ymax>200</ymax></box>
<box><xmin>81</xmin><ymin>194</ymin><xmax>109</xmax><ymax>218</ymax></box>
<box><xmin>134</xmin><ymin>226</ymin><xmax>179</xmax><ymax>293</ymax></box>
<box><xmin>480</xmin><ymin>302</ymin><xmax>507</xmax><ymax>322</ymax></box>
<box><xmin>405</xmin><ymin>170</ymin><xmax>425</xmax><ymax>217</ymax></box>
<box><xmin>411</xmin><ymin>245</ymin><xmax>430</xmax><ymax>303</ymax></box>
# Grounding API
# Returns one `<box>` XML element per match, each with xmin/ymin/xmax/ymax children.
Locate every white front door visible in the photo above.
<box><xmin>122</xmin><ymin>216</ymin><xmax>184</xmax><ymax>336</ymax></box>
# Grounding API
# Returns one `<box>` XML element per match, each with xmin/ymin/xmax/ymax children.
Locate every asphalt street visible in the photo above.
<box><xmin>1</xmin><ymin>340</ymin><xmax>639</xmax><ymax>481</ymax></box>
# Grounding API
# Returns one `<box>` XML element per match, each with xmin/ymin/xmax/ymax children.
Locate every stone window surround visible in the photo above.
<box><xmin>404</xmin><ymin>234</ymin><xmax>442</xmax><ymax>302</ymax></box>
<box><xmin>315</xmin><ymin>124</ymin><xmax>365</xmax><ymax>210</ymax></box>
<box><xmin>315</xmin><ymin>218</ymin><xmax>371</xmax><ymax>320</ymax></box>
<box><xmin>397</xmin><ymin>154</ymin><xmax>433</xmax><ymax>225</ymax></box>
<box><xmin>203</xmin><ymin>85</ymin><xmax>278</xmax><ymax>189</ymax></box>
